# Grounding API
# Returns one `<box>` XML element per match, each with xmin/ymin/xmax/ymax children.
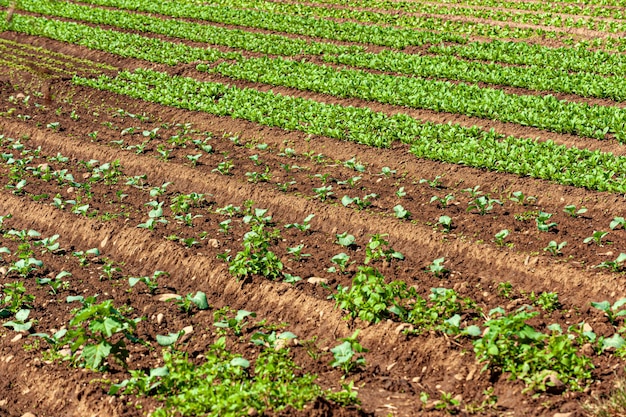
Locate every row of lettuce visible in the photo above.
<box><xmin>6</xmin><ymin>11</ymin><xmax>626</xmax><ymax>143</ymax></box>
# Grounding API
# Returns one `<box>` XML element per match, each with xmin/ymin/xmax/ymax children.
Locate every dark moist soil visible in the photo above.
<box><xmin>0</xmin><ymin>25</ymin><xmax>625</xmax><ymax>417</ymax></box>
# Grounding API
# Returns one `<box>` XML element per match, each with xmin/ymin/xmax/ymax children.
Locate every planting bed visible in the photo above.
<box><xmin>2</xmin><ymin>1</ymin><xmax>626</xmax><ymax>416</ymax></box>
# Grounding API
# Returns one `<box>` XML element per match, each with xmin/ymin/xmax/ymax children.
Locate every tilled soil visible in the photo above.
<box><xmin>1</xmin><ymin>9</ymin><xmax>626</xmax><ymax>417</ymax></box>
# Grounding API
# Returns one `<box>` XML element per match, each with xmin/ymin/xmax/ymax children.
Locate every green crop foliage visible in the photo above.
<box><xmin>110</xmin><ymin>337</ymin><xmax>357</xmax><ymax>416</ymax></box>
<box><xmin>474</xmin><ymin>308</ymin><xmax>593</xmax><ymax>392</ymax></box>
<box><xmin>228</xmin><ymin>216</ymin><xmax>283</xmax><ymax>280</ymax></box>
<box><xmin>63</xmin><ymin>296</ymin><xmax>140</xmax><ymax>370</ymax></box>
<box><xmin>75</xmin><ymin>69</ymin><xmax>626</xmax><ymax>193</ymax></box>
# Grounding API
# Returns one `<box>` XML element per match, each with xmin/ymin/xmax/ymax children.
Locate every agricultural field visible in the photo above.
<box><xmin>4</xmin><ymin>0</ymin><xmax>626</xmax><ymax>416</ymax></box>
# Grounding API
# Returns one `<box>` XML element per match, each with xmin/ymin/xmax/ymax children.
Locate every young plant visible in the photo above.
<box><xmin>284</xmin><ymin>214</ymin><xmax>315</xmax><ymax>233</ymax></box>
<box><xmin>493</xmin><ymin>229</ymin><xmax>510</xmax><ymax>246</ymax></box>
<box><xmin>467</xmin><ymin>196</ymin><xmax>502</xmax><ymax>215</ymax></box>
<box><xmin>509</xmin><ymin>191</ymin><xmax>536</xmax><ymax>206</ymax></box>
<box><xmin>430</xmin><ymin>194</ymin><xmax>455</xmax><ymax>209</ymax></box>
<box><xmin>214</xmin><ymin>308</ymin><xmax>255</xmax><ymax>336</ymax></box>
<box><xmin>364</xmin><ymin>234</ymin><xmax>404</xmax><ymax>264</ymax></box>
<box><xmin>393</xmin><ymin>204</ymin><xmax>411</xmax><ymax>220</ymax></box>
<box><xmin>336</xmin><ymin>232</ymin><xmax>356</xmax><ymax>247</ymax></box>
<box><xmin>427</xmin><ymin>257</ymin><xmax>448</xmax><ymax>278</ymax></box>
<box><xmin>330</xmin><ymin>330</ymin><xmax>368</xmax><ymax>374</ymax></box>
<box><xmin>529</xmin><ymin>291</ymin><xmax>561</xmax><ymax>313</ymax></box>
<box><xmin>536</xmin><ymin>212</ymin><xmax>557</xmax><ymax>232</ymax></box>
<box><xmin>63</xmin><ymin>296</ymin><xmax>139</xmax><ymax>370</ymax></box>
<box><xmin>128</xmin><ymin>271</ymin><xmax>168</xmax><ymax>294</ymax></box>
<box><xmin>312</xmin><ymin>185</ymin><xmax>334</xmax><ymax>202</ymax></box>
<box><xmin>591</xmin><ymin>298</ymin><xmax>626</xmax><ymax>325</ymax></box>
<box><xmin>330</xmin><ymin>252</ymin><xmax>351</xmax><ymax>273</ymax></box>
<box><xmin>287</xmin><ymin>244</ymin><xmax>311</xmax><ymax>261</ymax></box>
<box><xmin>438</xmin><ymin>215</ymin><xmax>452</xmax><ymax>233</ymax></box>
<box><xmin>584</xmin><ymin>231</ymin><xmax>609</xmax><ymax>246</ymax></box>
<box><xmin>595</xmin><ymin>253</ymin><xmax>626</xmax><ymax>272</ymax></box>
<box><xmin>610</xmin><ymin>217</ymin><xmax>626</xmax><ymax>230</ymax></box>
<box><xmin>563</xmin><ymin>205</ymin><xmax>587</xmax><ymax>218</ymax></box>
<box><xmin>544</xmin><ymin>241</ymin><xmax>567</xmax><ymax>256</ymax></box>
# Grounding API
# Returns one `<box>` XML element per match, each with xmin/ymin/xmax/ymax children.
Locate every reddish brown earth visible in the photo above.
<box><xmin>1</xmin><ymin>9</ymin><xmax>626</xmax><ymax>417</ymax></box>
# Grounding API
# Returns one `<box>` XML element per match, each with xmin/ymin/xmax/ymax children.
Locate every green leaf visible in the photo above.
<box><xmin>82</xmin><ymin>341</ymin><xmax>112</xmax><ymax>370</ymax></box>
<box><xmin>230</xmin><ymin>357</ymin><xmax>250</xmax><ymax>368</ymax></box>
<box><xmin>602</xmin><ymin>334</ymin><xmax>625</xmax><ymax>351</ymax></box>
<box><xmin>156</xmin><ymin>332</ymin><xmax>181</xmax><ymax>346</ymax></box>
<box><xmin>463</xmin><ymin>325</ymin><xmax>482</xmax><ymax>337</ymax></box>
<box><xmin>15</xmin><ymin>309</ymin><xmax>30</xmax><ymax>322</ymax></box>
<box><xmin>190</xmin><ymin>291</ymin><xmax>209</xmax><ymax>310</ymax></box>
<box><xmin>591</xmin><ymin>301</ymin><xmax>611</xmax><ymax>312</ymax></box>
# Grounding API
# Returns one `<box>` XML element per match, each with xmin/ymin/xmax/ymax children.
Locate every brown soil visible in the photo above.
<box><xmin>1</xmin><ymin>10</ymin><xmax>626</xmax><ymax>417</ymax></box>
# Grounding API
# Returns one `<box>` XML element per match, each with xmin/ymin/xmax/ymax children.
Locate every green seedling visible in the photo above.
<box><xmin>544</xmin><ymin>240</ymin><xmax>567</xmax><ymax>256</ymax></box>
<box><xmin>149</xmin><ymin>182</ymin><xmax>172</xmax><ymax>197</ymax></box>
<box><xmin>173</xmin><ymin>291</ymin><xmax>209</xmax><ymax>314</ymax></box>
<box><xmin>509</xmin><ymin>191</ymin><xmax>536</xmax><ymax>206</ymax></box>
<box><xmin>284</xmin><ymin>214</ymin><xmax>315</xmax><ymax>233</ymax></box>
<box><xmin>3</xmin><ymin>309</ymin><xmax>33</xmax><ymax>332</ymax></box>
<box><xmin>438</xmin><ymin>215</ymin><xmax>452</xmax><ymax>233</ymax></box>
<box><xmin>128</xmin><ymin>271</ymin><xmax>167</xmax><ymax>294</ymax></box>
<box><xmin>186</xmin><ymin>153</ymin><xmax>202</xmax><ymax>166</ymax></box>
<box><xmin>394</xmin><ymin>204</ymin><xmax>411</xmax><ymax>220</ymax></box>
<box><xmin>287</xmin><ymin>244</ymin><xmax>311</xmax><ymax>261</ymax></box>
<box><xmin>591</xmin><ymin>298</ymin><xmax>626</xmax><ymax>325</ymax></box>
<box><xmin>497</xmin><ymin>281</ymin><xmax>514</xmax><ymax>299</ymax></box>
<box><xmin>529</xmin><ymin>291</ymin><xmax>561</xmax><ymax>313</ymax></box>
<box><xmin>536</xmin><ymin>211</ymin><xmax>557</xmax><ymax>232</ymax></box>
<box><xmin>462</xmin><ymin>185</ymin><xmax>482</xmax><ymax>198</ymax></box>
<box><xmin>493</xmin><ymin>229</ymin><xmax>510</xmax><ymax>246</ymax></box>
<box><xmin>610</xmin><ymin>217</ymin><xmax>626</xmax><ymax>230</ymax></box>
<box><xmin>8</xmin><ymin>257</ymin><xmax>43</xmax><ymax>278</ymax></box>
<box><xmin>228</xmin><ymin>221</ymin><xmax>283</xmax><ymax>280</ymax></box>
<box><xmin>137</xmin><ymin>202</ymin><xmax>169</xmax><ymax>230</ymax></box>
<box><xmin>564</xmin><ymin>205</ymin><xmax>587</xmax><ymax>218</ymax></box>
<box><xmin>214</xmin><ymin>308</ymin><xmax>256</xmax><ymax>336</ymax></box>
<box><xmin>427</xmin><ymin>257</ymin><xmax>448</xmax><ymax>278</ymax></box>
<box><xmin>420</xmin><ymin>175</ymin><xmax>443</xmax><ymax>188</ymax></box>
<box><xmin>72</xmin><ymin>248</ymin><xmax>100</xmax><ymax>267</ymax></box>
<box><xmin>336</xmin><ymin>232</ymin><xmax>356</xmax><ymax>247</ymax></box>
<box><xmin>330</xmin><ymin>252</ymin><xmax>351</xmax><ymax>273</ymax></box>
<box><xmin>343</xmin><ymin>158</ymin><xmax>365</xmax><ymax>172</ymax></box>
<box><xmin>1</xmin><ymin>281</ymin><xmax>34</xmax><ymax>316</ymax></box>
<box><xmin>467</xmin><ymin>196</ymin><xmax>502</xmax><ymax>215</ymax></box>
<box><xmin>63</xmin><ymin>297</ymin><xmax>139</xmax><ymax>370</ymax></box>
<box><xmin>337</xmin><ymin>176</ymin><xmax>361</xmax><ymax>187</ymax></box>
<box><xmin>313</xmin><ymin>185</ymin><xmax>334</xmax><ymax>201</ymax></box>
<box><xmin>595</xmin><ymin>253</ymin><xmax>626</xmax><ymax>272</ymax></box>
<box><xmin>330</xmin><ymin>330</ymin><xmax>368</xmax><ymax>374</ymax></box>
<box><xmin>380</xmin><ymin>166</ymin><xmax>396</xmax><ymax>177</ymax></box>
<box><xmin>213</xmin><ymin>160</ymin><xmax>234</xmax><ymax>175</ymax></box>
<box><xmin>396</xmin><ymin>186</ymin><xmax>407</xmax><ymax>198</ymax></box>
<box><xmin>584</xmin><ymin>230</ymin><xmax>609</xmax><ymax>246</ymax></box>
<box><xmin>36</xmin><ymin>271</ymin><xmax>71</xmax><ymax>295</ymax></box>
<box><xmin>219</xmin><ymin>219</ymin><xmax>232</xmax><ymax>234</ymax></box>
<box><xmin>430</xmin><ymin>194</ymin><xmax>455</xmax><ymax>208</ymax></box>
<box><xmin>364</xmin><ymin>234</ymin><xmax>404</xmax><ymax>264</ymax></box>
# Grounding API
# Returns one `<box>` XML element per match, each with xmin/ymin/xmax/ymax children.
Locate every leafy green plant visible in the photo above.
<box><xmin>63</xmin><ymin>296</ymin><xmax>139</xmax><ymax>370</ymax></box>
<box><xmin>335</xmin><ymin>232</ymin><xmax>356</xmax><ymax>247</ymax></box>
<box><xmin>427</xmin><ymin>257</ymin><xmax>448</xmax><ymax>278</ymax></box>
<box><xmin>591</xmin><ymin>298</ymin><xmax>626</xmax><ymax>325</ymax></box>
<box><xmin>128</xmin><ymin>271</ymin><xmax>168</xmax><ymax>294</ymax></box>
<box><xmin>228</xmin><ymin>219</ymin><xmax>283</xmax><ymax>280</ymax></box>
<box><xmin>3</xmin><ymin>309</ymin><xmax>33</xmax><ymax>332</ymax></box>
<box><xmin>493</xmin><ymin>229</ymin><xmax>510</xmax><ymax>246</ymax></box>
<box><xmin>364</xmin><ymin>234</ymin><xmax>404</xmax><ymax>264</ymax></box>
<box><xmin>330</xmin><ymin>330</ymin><xmax>368</xmax><ymax>374</ymax></box>
<box><xmin>610</xmin><ymin>217</ymin><xmax>626</xmax><ymax>230</ymax></box>
<box><xmin>473</xmin><ymin>308</ymin><xmax>593</xmax><ymax>392</ymax></box>
<box><xmin>110</xmin><ymin>337</ymin><xmax>356</xmax><ymax>416</ymax></box>
<box><xmin>536</xmin><ymin>211</ymin><xmax>557</xmax><ymax>232</ymax></box>
<box><xmin>313</xmin><ymin>185</ymin><xmax>334</xmax><ymax>201</ymax></box>
<box><xmin>137</xmin><ymin>201</ymin><xmax>169</xmax><ymax>230</ymax></box>
<box><xmin>438</xmin><ymin>215</ymin><xmax>452</xmax><ymax>233</ymax></box>
<box><xmin>0</xmin><ymin>281</ymin><xmax>34</xmax><ymax>316</ymax></box>
<box><xmin>332</xmin><ymin>266</ymin><xmax>411</xmax><ymax>323</ymax></box>
<box><xmin>467</xmin><ymin>196</ymin><xmax>502</xmax><ymax>215</ymax></box>
<box><xmin>329</xmin><ymin>252</ymin><xmax>351</xmax><ymax>273</ymax></box>
<box><xmin>529</xmin><ymin>291</ymin><xmax>561</xmax><ymax>313</ymax></box>
<box><xmin>595</xmin><ymin>253</ymin><xmax>626</xmax><ymax>272</ymax></box>
<box><xmin>213</xmin><ymin>308</ymin><xmax>256</xmax><ymax>336</ymax></box>
<box><xmin>284</xmin><ymin>214</ymin><xmax>314</xmax><ymax>233</ymax></box>
<box><xmin>544</xmin><ymin>240</ymin><xmax>567</xmax><ymax>256</ymax></box>
<box><xmin>509</xmin><ymin>191</ymin><xmax>536</xmax><ymax>206</ymax></box>
<box><xmin>584</xmin><ymin>231</ymin><xmax>609</xmax><ymax>246</ymax></box>
<box><xmin>564</xmin><ymin>204</ymin><xmax>587</xmax><ymax>218</ymax></box>
<box><xmin>430</xmin><ymin>193</ymin><xmax>455</xmax><ymax>208</ymax></box>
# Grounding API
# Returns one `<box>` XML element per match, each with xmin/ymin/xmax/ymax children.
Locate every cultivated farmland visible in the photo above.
<box><xmin>2</xmin><ymin>0</ymin><xmax>626</xmax><ymax>415</ymax></box>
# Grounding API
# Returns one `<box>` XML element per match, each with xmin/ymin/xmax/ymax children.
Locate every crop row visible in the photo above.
<box><xmin>325</xmin><ymin>50</ymin><xmax>626</xmax><ymax>101</ymax></box>
<box><xmin>1</xmin><ymin>131</ymin><xmax>625</xmax><ymax>400</ymax></box>
<box><xmin>431</xmin><ymin>41</ymin><xmax>626</xmax><ymax>75</ymax></box>
<box><xmin>13</xmin><ymin>0</ymin><xmax>626</xmax><ymax>75</ymax></box>
<box><xmin>302</xmin><ymin>0</ymin><xmax>626</xmax><ymax>18</ymax></box>
<box><xmin>187</xmin><ymin>0</ymin><xmax>626</xmax><ymax>33</ymax></box>
<box><xmin>0</xmin><ymin>1</ymin><xmax>355</xmax><ymax>57</ymax></box>
<box><xmin>73</xmin><ymin>69</ymin><xmax>626</xmax><ymax>192</ymax></box>
<box><xmin>4</xmin><ymin>0</ymin><xmax>463</xmax><ymax>50</ymax></box>
<box><xmin>2</xmin><ymin>13</ymin><xmax>240</xmax><ymax>66</ymax></box>
<box><xmin>9</xmin><ymin>10</ymin><xmax>626</xmax><ymax>109</ymax></box>
<box><xmin>207</xmin><ymin>56</ymin><xmax>626</xmax><ymax>140</ymax></box>
<box><xmin>4</xmin><ymin>10</ymin><xmax>626</xmax><ymax>137</ymax></box>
